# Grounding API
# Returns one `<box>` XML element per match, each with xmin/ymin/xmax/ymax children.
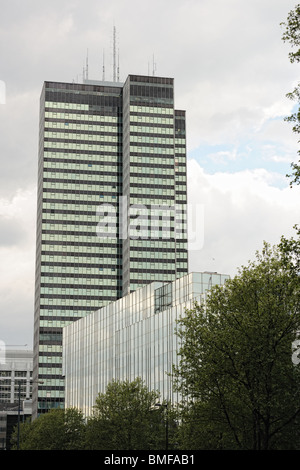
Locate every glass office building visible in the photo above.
<box><xmin>62</xmin><ymin>272</ymin><xmax>229</xmax><ymax>417</ymax></box>
<box><xmin>33</xmin><ymin>75</ymin><xmax>188</xmax><ymax>417</ymax></box>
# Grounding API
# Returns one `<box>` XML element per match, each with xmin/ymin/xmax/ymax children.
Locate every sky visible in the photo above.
<box><xmin>0</xmin><ymin>0</ymin><xmax>299</xmax><ymax>348</ymax></box>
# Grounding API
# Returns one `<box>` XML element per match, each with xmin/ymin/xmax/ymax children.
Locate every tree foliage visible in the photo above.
<box><xmin>11</xmin><ymin>408</ymin><xmax>86</xmax><ymax>450</ymax></box>
<box><xmin>279</xmin><ymin>225</ymin><xmax>300</xmax><ymax>276</ymax></box>
<box><xmin>281</xmin><ymin>4</ymin><xmax>300</xmax><ymax>185</ymax></box>
<box><xmin>11</xmin><ymin>230</ymin><xmax>300</xmax><ymax>450</ymax></box>
<box><xmin>173</xmin><ymin>240</ymin><xmax>300</xmax><ymax>449</ymax></box>
<box><xmin>13</xmin><ymin>378</ymin><xmax>177</xmax><ymax>451</ymax></box>
<box><xmin>85</xmin><ymin>377</ymin><xmax>175</xmax><ymax>450</ymax></box>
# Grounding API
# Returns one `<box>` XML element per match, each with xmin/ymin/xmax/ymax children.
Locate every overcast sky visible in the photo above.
<box><xmin>0</xmin><ymin>0</ymin><xmax>299</xmax><ymax>348</ymax></box>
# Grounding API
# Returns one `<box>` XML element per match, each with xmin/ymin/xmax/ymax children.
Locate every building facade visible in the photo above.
<box><xmin>0</xmin><ymin>349</ymin><xmax>33</xmax><ymax>449</ymax></box>
<box><xmin>62</xmin><ymin>272</ymin><xmax>229</xmax><ymax>417</ymax></box>
<box><xmin>33</xmin><ymin>75</ymin><xmax>188</xmax><ymax>417</ymax></box>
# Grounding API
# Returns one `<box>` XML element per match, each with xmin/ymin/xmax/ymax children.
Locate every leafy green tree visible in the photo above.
<box><xmin>281</xmin><ymin>4</ymin><xmax>300</xmax><ymax>186</ymax></box>
<box><xmin>173</xmin><ymin>242</ymin><xmax>300</xmax><ymax>450</ymax></box>
<box><xmin>279</xmin><ymin>225</ymin><xmax>300</xmax><ymax>275</ymax></box>
<box><xmin>11</xmin><ymin>408</ymin><xmax>86</xmax><ymax>450</ymax></box>
<box><xmin>85</xmin><ymin>377</ymin><xmax>175</xmax><ymax>450</ymax></box>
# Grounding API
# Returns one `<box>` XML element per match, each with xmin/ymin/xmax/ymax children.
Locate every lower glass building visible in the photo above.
<box><xmin>62</xmin><ymin>272</ymin><xmax>229</xmax><ymax>417</ymax></box>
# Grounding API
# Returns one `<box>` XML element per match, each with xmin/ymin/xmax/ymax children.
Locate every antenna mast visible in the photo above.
<box><xmin>86</xmin><ymin>49</ymin><xmax>89</xmax><ymax>80</ymax></box>
<box><xmin>113</xmin><ymin>26</ymin><xmax>116</xmax><ymax>82</ymax></box>
<box><xmin>102</xmin><ymin>49</ymin><xmax>105</xmax><ymax>81</ymax></box>
<box><xmin>152</xmin><ymin>54</ymin><xmax>156</xmax><ymax>76</ymax></box>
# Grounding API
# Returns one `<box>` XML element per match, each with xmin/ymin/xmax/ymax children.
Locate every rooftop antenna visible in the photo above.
<box><xmin>152</xmin><ymin>54</ymin><xmax>157</xmax><ymax>76</ymax></box>
<box><xmin>113</xmin><ymin>25</ymin><xmax>116</xmax><ymax>81</ymax></box>
<box><xmin>86</xmin><ymin>48</ymin><xmax>89</xmax><ymax>80</ymax></box>
<box><xmin>102</xmin><ymin>49</ymin><xmax>105</xmax><ymax>81</ymax></box>
<box><xmin>117</xmin><ymin>48</ymin><xmax>120</xmax><ymax>82</ymax></box>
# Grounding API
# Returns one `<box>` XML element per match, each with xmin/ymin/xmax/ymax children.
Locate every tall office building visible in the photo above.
<box><xmin>33</xmin><ymin>74</ymin><xmax>188</xmax><ymax>417</ymax></box>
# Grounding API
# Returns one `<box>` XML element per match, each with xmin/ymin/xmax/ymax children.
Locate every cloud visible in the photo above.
<box><xmin>0</xmin><ymin>0</ymin><xmax>299</xmax><ymax>347</ymax></box>
<box><xmin>0</xmin><ymin>188</ymin><xmax>36</xmax><ymax>346</ymax></box>
<box><xmin>187</xmin><ymin>159</ymin><xmax>300</xmax><ymax>276</ymax></box>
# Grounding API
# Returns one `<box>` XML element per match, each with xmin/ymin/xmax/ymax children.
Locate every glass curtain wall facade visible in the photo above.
<box><xmin>33</xmin><ymin>81</ymin><xmax>123</xmax><ymax>417</ymax></box>
<box><xmin>121</xmin><ymin>75</ymin><xmax>188</xmax><ymax>295</ymax></box>
<box><xmin>33</xmin><ymin>75</ymin><xmax>188</xmax><ymax>418</ymax></box>
<box><xmin>62</xmin><ymin>272</ymin><xmax>229</xmax><ymax>417</ymax></box>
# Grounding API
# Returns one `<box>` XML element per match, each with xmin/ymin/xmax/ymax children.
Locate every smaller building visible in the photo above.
<box><xmin>0</xmin><ymin>349</ymin><xmax>33</xmax><ymax>449</ymax></box>
<box><xmin>62</xmin><ymin>272</ymin><xmax>229</xmax><ymax>417</ymax></box>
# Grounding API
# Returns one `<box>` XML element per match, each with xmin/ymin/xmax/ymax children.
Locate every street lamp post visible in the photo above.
<box><xmin>16</xmin><ymin>379</ymin><xmax>44</xmax><ymax>450</ymax></box>
<box><xmin>155</xmin><ymin>403</ymin><xmax>168</xmax><ymax>451</ymax></box>
<box><xmin>17</xmin><ymin>382</ymin><xmax>21</xmax><ymax>450</ymax></box>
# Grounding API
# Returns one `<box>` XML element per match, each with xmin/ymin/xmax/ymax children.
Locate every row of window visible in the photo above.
<box><xmin>40</xmin><ymin>266</ymin><xmax>120</xmax><ymax>275</ymax></box>
<box><xmin>45</xmin><ymin>110</ymin><xmax>118</xmax><ymax>123</ymax></box>
<box><xmin>41</xmin><ymin>229</ymin><xmax>186</xmax><ymax>240</ymax></box>
<box><xmin>43</xmin><ymin>172</ymin><xmax>176</xmax><ymax>184</ymax></box>
<box><xmin>41</xmin><ymin>231</ymin><xmax>119</xmax><ymax>241</ymax></box>
<box><xmin>44</xmin><ymin>142</ymin><xmax>119</xmax><ymax>152</ymax></box>
<box><xmin>45</xmin><ymin>101</ymin><xmax>176</xmax><ymax>118</ymax></box>
<box><xmin>45</xmin><ymin>109</ymin><xmax>176</xmax><ymax>127</ymax></box>
<box><xmin>41</xmin><ymin>281</ymin><xmax>119</xmax><ymax>290</ymax></box>
<box><xmin>45</xmin><ymin>101</ymin><xmax>89</xmax><ymax>111</ymax></box>
<box><xmin>0</xmin><ymin>371</ymin><xmax>31</xmax><ymax>377</ymax></box>
<box><xmin>42</xmin><ymin>188</ymin><xmax>119</xmax><ymax>200</ymax></box>
<box><xmin>39</xmin><ymin>298</ymin><xmax>115</xmax><ymax>308</ymax></box>
<box><xmin>129</xmin><ymin>105</ymin><xmax>174</xmax><ymax>115</ymax></box>
<box><xmin>129</xmin><ymin>114</ymin><xmax>174</xmax><ymax>125</ymax></box>
<box><xmin>40</xmin><ymin>288</ymin><xmax>118</xmax><ymax>298</ymax></box>
<box><xmin>42</xmin><ymin>211</ymin><xmax>185</xmax><ymax>224</ymax></box>
<box><xmin>41</xmin><ymin>245</ymin><xmax>182</xmax><ymax>258</ymax></box>
<box><xmin>45</xmin><ymin>122</ymin><xmax>118</xmax><ymax>133</ymax></box>
<box><xmin>39</xmin><ymin>310</ymin><xmax>107</xmax><ymax>321</ymax></box>
<box><xmin>129</xmin><ymin>145</ymin><xmax>175</xmax><ymax>154</ymax></box>
<box><xmin>39</xmin><ymin>345</ymin><xmax>62</xmax><ymax>353</ymax></box>
<box><xmin>43</xmin><ymin>150</ymin><xmax>180</xmax><ymax>167</ymax></box>
<box><xmin>45</xmin><ymin>141</ymin><xmax>179</xmax><ymax>156</ymax></box>
<box><xmin>41</xmin><ymin>254</ymin><xmax>120</xmax><ymax>263</ymax></box>
<box><xmin>40</xmin><ymin>240</ymin><xmax>184</xmax><ymax>254</ymax></box>
<box><xmin>40</xmin><ymin>248</ymin><xmax>184</xmax><ymax>263</ymax></box>
<box><xmin>42</xmin><ymin>186</ymin><xmax>176</xmax><ymax>201</ymax></box>
<box><xmin>37</xmin><ymin>369</ymin><xmax>64</xmax><ymax>381</ymax></box>
<box><xmin>43</xmin><ymin>151</ymin><xmax>119</xmax><ymax>163</ymax></box>
<box><xmin>130</xmin><ymin>125</ymin><xmax>176</xmax><ymax>136</ymax></box>
<box><xmin>44</xmin><ymin>131</ymin><xmax>119</xmax><ymax>142</ymax></box>
<box><xmin>130</xmin><ymin>135</ymin><xmax>175</xmax><ymax>145</ymax></box>
<box><xmin>45</xmin><ymin>122</ymin><xmax>180</xmax><ymax>139</ymax></box>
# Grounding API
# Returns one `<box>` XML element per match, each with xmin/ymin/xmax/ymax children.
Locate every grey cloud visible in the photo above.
<box><xmin>0</xmin><ymin>217</ymin><xmax>27</xmax><ymax>247</ymax></box>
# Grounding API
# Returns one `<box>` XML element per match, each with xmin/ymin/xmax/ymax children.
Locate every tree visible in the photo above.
<box><xmin>85</xmin><ymin>378</ymin><xmax>175</xmax><ymax>450</ymax></box>
<box><xmin>281</xmin><ymin>4</ymin><xmax>300</xmax><ymax>186</ymax></box>
<box><xmin>279</xmin><ymin>225</ymin><xmax>300</xmax><ymax>275</ymax></box>
<box><xmin>11</xmin><ymin>408</ymin><xmax>86</xmax><ymax>450</ymax></box>
<box><xmin>173</xmin><ymin>242</ymin><xmax>300</xmax><ymax>449</ymax></box>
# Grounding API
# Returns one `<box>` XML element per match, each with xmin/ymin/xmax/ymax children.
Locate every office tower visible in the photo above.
<box><xmin>33</xmin><ymin>74</ymin><xmax>188</xmax><ymax>417</ymax></box>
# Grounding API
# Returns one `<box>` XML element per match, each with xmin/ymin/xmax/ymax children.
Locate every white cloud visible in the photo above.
<box><xmin>187</xmin><ymin>159</ymin><xmax>300</xmax><ymax>276</ymax></box>
<box><xmin>0</xmin><ymin>0</ymin><xmax>299</xmax><ymax>347</ymax></box>
<box><xmin>0</xmin><ymin>188</ymin><xmax>36</xmax><ymax>346</ymax></box>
